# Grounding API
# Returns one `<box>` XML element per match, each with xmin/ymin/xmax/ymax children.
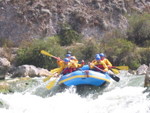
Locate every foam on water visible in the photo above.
<box><xmin>0</xmin><ymin>71</ymin><xmax>150</xmax><ymax>113</ymax></box>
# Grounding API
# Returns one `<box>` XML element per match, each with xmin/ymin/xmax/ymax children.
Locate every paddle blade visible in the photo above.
<box><xmin>109</xmin><ymin>74</ymin><xmax>120</xmax><ymax>82</ymax></box>
<box><xmin>43</xmin><ymin>75</ymin><xmax>53</xmax><ymax>82</ymax></box>
<box><xmin>50</xmin><ymin>68</ymin><xmax>61</xmax><ymax>73</ymax></box>
<box><xmin>40</xmin><ymin>50</ymin><xmax>53</xmax><ymax>57</ymax></box>
<box><xmin>46</xmin><ymin>79</ymin><xmax>57</xmax><ymax>90</ymax></box>
<box><xmin>111</xmin><ymin>68</ymin><xmax>120</xmax><ymax>74</ymax></box>
<box><xmin>116</xmin><ymin>66</ymin><xmax>129</xmax><ymax>70</ymax></box>
<box><xmin>43</xmin><ymin>68</ymin><xmax>61</xmax><ymax>82</ymax></box>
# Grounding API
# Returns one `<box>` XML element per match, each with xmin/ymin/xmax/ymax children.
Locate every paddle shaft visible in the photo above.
<box><xmin>43</xmin><ymin>72</ymin><xmax>58</xmax><ymax>82</ymax></box>
<box><xmin>92</xmin><ymin>65</ymin><xmax>105</xmax><ymax>73</ymax></box>
<box><xmin>93</xmin><ymin>65</ymin><xmax>120</xmax><ymax>82</ymax></box>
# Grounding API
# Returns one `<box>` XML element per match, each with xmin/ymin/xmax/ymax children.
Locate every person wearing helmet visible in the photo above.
<box><xmin>99</xmin><ymin>53</ymin><xmax>112</xmax><ymax>68</ymax></box>
<box><xmin>89</xmin><ymin>56</ymin><xmax>108</xmax><ymax>72</ymax></box>
<box><xmin>70</xmin><ymin>56</ymin><xmax>79</xmax><ymax>63</ymax></box>
<box><xmin>69</xmin><ymin>56</ymin><xmax>85</xmax><ymax>71</ymax></box>
<box><xmin>65</xmin><ymin>51</ymin><xmax>79</xmax><ymax>63</ymax></box>
<box><xmin>64</xmin><ymin>58</ymin><xmax>70</xmax><ymax>62</ymax></box>
<box><xmin>91</xmin><ymin>54</ymin><xmax>100</xmax><ymax>64</ymax></box>
<box><xmin>57</xmin><ymin>53</ymin><xmax>74</xmax><ymax>67</ymax></box>
<box><xmin>57</xmin><ymin>51</ymin><xmax>83</xmax><ymax>75</ymax></box>
<box><xmin>66</xmin><ymin>53</ymin><xmax>78</xmax><ymax>61</ymax></box>
<box><xmin>66</xmin><ymin>54</ymin><xmax>71</xmax><ymax>58</ymax></box>
<box><xmin>58</xmin><ymin>58</ymin><xmax>82</xmax><ymax>75</ymax></box>
<box><xmin>57</xmin><ymin>58</ymin><xmax>72</xmax><ymax>75</ymax></box>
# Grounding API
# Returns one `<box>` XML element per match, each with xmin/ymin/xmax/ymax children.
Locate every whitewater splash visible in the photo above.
<box><xmin>0</xmin><ymin>71</ymin><xmax>150</xmax><ymax>113</ymax></box>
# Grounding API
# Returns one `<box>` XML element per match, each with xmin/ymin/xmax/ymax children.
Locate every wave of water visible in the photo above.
<box><xmin>0</xmin><ymin>71</ymin><xmax>150</xmax><ymax>113</ymax></box>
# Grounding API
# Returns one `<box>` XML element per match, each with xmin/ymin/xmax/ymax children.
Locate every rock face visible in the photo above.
<box><xmin>0</xmin><ymin>58</ymin><xmax>11</xmax><ymax>79</ymax></box>
<box><xmin>0</xmin><ymin>0</ymin><xmax>149</xmax><ymax>45</ymax></box>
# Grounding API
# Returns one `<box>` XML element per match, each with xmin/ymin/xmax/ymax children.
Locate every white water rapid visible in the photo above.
<box><xmin>0</xmin><ymin>71</ymin><xmax>150</xmax><ymax>113</ymax></box>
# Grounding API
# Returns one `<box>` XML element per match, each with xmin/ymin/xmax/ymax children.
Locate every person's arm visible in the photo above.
<box><xmin>89</xmin><ymin>61</ymin><xmax>97</xmax><ymax>69</ymax></box>
<box><xmin>57</xmin><ymin>58</ymin><xmax>63</xmax><ymax>67</ymax></box>
<box><xmin>91</xmin><ymin>59</ymin><xmax>96</xmax><ymax>63</ymax></box>
<box><xmin>77</xmin><ymin>60</ymin><xmax>85</xmax><ymax>68</ymax></box>
<box><xmin>106</xmin><ymin>59</ymin><xmax>112</xmax><ymax>67</ymax></box>
<box><xmin>101</xmin><ymin>61</ymin><xmax>108</xmax><ymax>72</ymax></box>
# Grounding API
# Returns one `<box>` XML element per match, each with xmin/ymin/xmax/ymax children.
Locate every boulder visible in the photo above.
<box><xmin>0</xmin><ymin>58</ymin><xmax>11</xmax><ymax>79</ymax></box>
<box><xmin>11</xmin><ymin>65</ymin><xmax>51</xmax><ymax>78</ymax></box>
<box><xmin>144</xmin><ymin>64</ymin><xmax>150</xmax><ymax>87</ymax></box>
<box><xmin>136</xmin><ymin>64</ymin><xmax>148</xmax><ymax>75</ymax></box>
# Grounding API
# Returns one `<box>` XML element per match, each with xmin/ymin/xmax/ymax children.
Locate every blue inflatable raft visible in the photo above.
<box><xmin>58</xmin><ymin>65</ymin><xmax>111</xmax><ymax>86</ymax></box>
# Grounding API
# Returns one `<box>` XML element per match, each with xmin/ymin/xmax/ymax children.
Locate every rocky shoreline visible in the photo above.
<box><xmin>0</xmin><ymin>48</ymin><xmax>51</xmax><ymax>80</ymax></box>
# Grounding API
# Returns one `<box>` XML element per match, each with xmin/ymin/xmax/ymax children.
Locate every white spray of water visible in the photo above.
<box><xmin>0</xmin><ymin>71</ymin><xmax>150</xmax><ymax>113</ymax></box>
<box><xmin>0</xmin><ymin>86</ymin><xmax>150</xmax><ymax>113</ymax></box>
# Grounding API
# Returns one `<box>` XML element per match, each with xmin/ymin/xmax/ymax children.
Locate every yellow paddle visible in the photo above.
<box><xmin>109</xmin><ymin>66</ymin><xmax>129</xmax><ymax>74</ymax></box>
<box><xmin>40</xmin><ymin>50</ymin><xmax>62</xmax><ymax>82</ymax></box>
<box><xmin>50</xmin><ymin>68</ymin><xmax>61</xmax><ymax>73</ymax></box>
<box><xmin>46</xmin><ymin>73</ymin><xmax>63</xmax><ymax>90</ymax></box>
<box><xmin>46</xmin><ymin>67</ymin><xmax>68</xmax><ymax>90</ymax></box>
<box><xmin>43</xmin><ymin>75</ymin><xmax>53</xmax><ymax>82</ymax></box>
<box><xmin>40</xmin><ymin>50</ymin><xmax>65</xmax><ymax>90</ymax></box>
<box><xmin>40</xmin><ymin>50</ymin><xmax>62</xmax><ymax>60</ymax></box>
<box><xmin>111</xmin><ymin>66</ymin><xmax>129</xmax><ymax>70</ymax></box>
<box><xmin>46</xmin><ymin>79</ymin><xmax>57</xmax><ymax>90</ymax></box>
<box><xmin>110</xmin><ymin>68</ymin><xmax>120</xmax><ymax>74</ymax></box>
<box><xmin>43</xmin><ymin>68</ymin><xmax>62</xmax><ymax>82</ymax></box>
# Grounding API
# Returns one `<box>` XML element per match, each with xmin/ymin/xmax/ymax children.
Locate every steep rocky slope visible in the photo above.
<box><xmin>0</xmin><ymin>0</ymin><xmax>149</xmax><ymax>45</ymax></box>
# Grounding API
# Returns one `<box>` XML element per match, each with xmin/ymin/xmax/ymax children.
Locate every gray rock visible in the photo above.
<box><xmin>136</xmin><ymin>64</ymin><xmax>148</xmax><ymax>75</ymax></box>
<box><xmin>144</xmin><ymin>74</ymin><xmax>150</xmax><ymax>87</ymax></box>
<box><xmin>144</xmin><ymin>64</ymin><xmax>150</xmax><ymax>87</ymax></box>
<box><xmin>0</xmin><ymin>57</ymin><xmax>11</xmax><ymax>79</ymax></box>
<box><xmin>11</xmin><ymin>65</ymin><xmax>51</xmax><ymax>78</ymax></box>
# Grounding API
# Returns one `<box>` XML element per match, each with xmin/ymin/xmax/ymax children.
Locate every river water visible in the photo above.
<box><xmin>0</xmin><ymin>71</ymin><xmax>150</xmax><ymax>113</ymax></box>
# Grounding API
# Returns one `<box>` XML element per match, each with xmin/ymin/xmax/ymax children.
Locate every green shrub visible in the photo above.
<box><xmin>57</xmin><ymin>36</ymin><xmax>149</xmax><ymax>70</ymax></box>
<box><xmin>102</xmin><ymin>38</ymin><xmax>136</xmax><ymax>65</ymax></box>
<box><xmin>139</xmin><ymin>48</ymin><xmax>150</xmax><ymax>65</ymax></box>
<box><xmin>125</xmin><ymin>48</ymin><xmax>150</xmax><ymax>69</ymax></box>
<box><xmin>16</xmin><ymin>36</ymin><xmax>65</xmax><ymax>70</ymax></box>
<box><xmin>127</xmin><ymin>13</ymin><xmax>150</xmax><ymax>47</ymax></box>
<box><xmin>100</xmin><ymin>38</ymin><xmax>143</xmax><ymax>69</ymax></box>
<box><xmin>69</xmin><ymin>38</ymin><xmax>102</xmax><ymax>63</ymax></box>
<box><xmin>59</xmin><ymin>23</ymin><xmax>82</xmax><ymax>46</ymax></box>
<box><xmin>127</xmin><ymin>58</ymin><xmax>141</xmax><ymax>70</ymax></box>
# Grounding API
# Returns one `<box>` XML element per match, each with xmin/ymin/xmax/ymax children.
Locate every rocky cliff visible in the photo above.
<box><xmin>0</xmin><ymin>0</ymin><xmax>149</xmax><ymax>45</ymax></box>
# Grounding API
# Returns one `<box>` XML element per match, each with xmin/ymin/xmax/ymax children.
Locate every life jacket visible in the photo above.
<box><xmin>96</xmin><ymin>64</ymin><xmax>105</xmax><ymax>69</ymax></box>
<box><xmin>101</xmin><ymin>58</ymin><xmax>112</xmax><ymax>67</ymax></box>
<box><xmin>61</xmin><ymin>62</ymin><xmax>78</xmax><ymax>75</ymax></box>
<box><xmin>92</xmin><ymin>60</ymin><xmax>108</xmax><ymax>72</ymax></box>
<box><xmin>62</xmin><ymin>68</ymin><xmax>73</xmax><ymax>75</ymax></box>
